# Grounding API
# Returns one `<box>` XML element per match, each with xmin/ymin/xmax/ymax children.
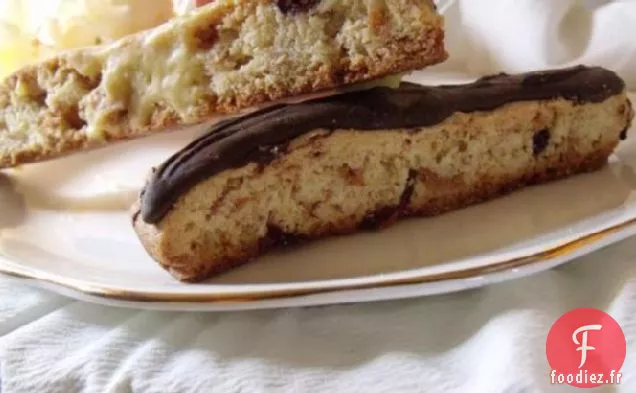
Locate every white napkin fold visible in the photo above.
<box><xmin>3</xmin><ymin>1</ymin><xmax>636</xmax><ymax>392</ymax></box>
<box><xmin>425</xmin><ymin>0</ymin><xmax>636</xmax><ymax>89</ymax></box>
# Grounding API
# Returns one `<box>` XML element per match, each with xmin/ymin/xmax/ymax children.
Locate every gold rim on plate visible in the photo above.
<box><xmin>1</xmin><ymin>217</ymin><xmax>636</xmax><ymax>303</ymax></box>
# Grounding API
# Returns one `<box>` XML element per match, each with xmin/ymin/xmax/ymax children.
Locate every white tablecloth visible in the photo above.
<box><xmin>2</xmin><ymin>0</ymin><xmax>636</xmax><ymax>392</ymax></box>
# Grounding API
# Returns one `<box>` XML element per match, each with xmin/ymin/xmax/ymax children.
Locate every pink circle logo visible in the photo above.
<box><xmin>546</xmin><ymin>308</ymin><xmax>626</xmax><ymax>388</ymax></box>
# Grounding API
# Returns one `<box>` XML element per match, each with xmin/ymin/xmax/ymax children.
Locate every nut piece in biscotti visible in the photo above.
<box><xmin>0</xmin><ymin>0</ymin><xmax>447</xmax><ymax>169</ymax></box>
<box><xmin>132</xmin><ymin>65</ymin><xmax>634</xmax><ymax>282</ymax></box>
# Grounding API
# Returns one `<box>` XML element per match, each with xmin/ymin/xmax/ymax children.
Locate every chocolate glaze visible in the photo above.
<box><xmin>140</xmin><ymin>65</ymin><xmax>625</xmax><ymax>223</ymax></box>
<box><xmin>275</xmin><ymin>0</ymin><xmax>321</xmax><ymax>14</ymax></box>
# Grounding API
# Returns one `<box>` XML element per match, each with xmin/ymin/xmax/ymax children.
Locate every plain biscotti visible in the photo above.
<box><xmin>132</xmin><ymin>66</ymin><xmax>634</xmax><ymax>282</ymax></box>
<box><xmin>0</xmin><ymin>0</ymin><xmax>446</xmax><ymax>168</ymax></box>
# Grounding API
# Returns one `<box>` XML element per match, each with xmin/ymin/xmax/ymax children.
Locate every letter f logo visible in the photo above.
<box><xmin>573</xmin><ymin>324</ymin><xmax>603</xmax><ymax>368</ymax></box>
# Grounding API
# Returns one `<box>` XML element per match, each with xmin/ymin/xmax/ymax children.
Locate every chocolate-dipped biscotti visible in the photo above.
<box><xmin>132</xmin><ymin>66</ymin><xmax>633</xmax><ymax>282</ymax></box>
<box><xmin>0</xmin><ymin>0</ymin><xmax>446</xmax><ymax>169</ymax></box>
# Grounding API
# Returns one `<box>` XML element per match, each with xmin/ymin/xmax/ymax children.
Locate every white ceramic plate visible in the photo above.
<box><xmin>1</xmin><ymin>89</ymin><xmax>636</xmax><ymax>312</ymax></box>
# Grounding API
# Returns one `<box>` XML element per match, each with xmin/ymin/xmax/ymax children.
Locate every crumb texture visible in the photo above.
<box><xmin>0</xmin><ymin>0</ymin><xmax>445</xmax><ymax>168</ymax></box>
<box><xmin>133</xmin><ymin>93</ymin><xmax>633</xmax><ymax>282</ymax></box>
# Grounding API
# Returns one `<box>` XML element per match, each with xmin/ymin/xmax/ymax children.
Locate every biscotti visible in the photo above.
<box><xmin>132</xmin><ymin>65</ymin><xmax>633</xmax><ymax>282</ymax></box>
<box><xmin>0</xmin><ymin>0</ymin><xmax>446</xmax><ymax>168</ymax></box>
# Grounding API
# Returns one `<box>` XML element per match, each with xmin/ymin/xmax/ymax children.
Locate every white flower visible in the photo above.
<box><xmin>0</xmin><ymin>0</ymin><xmax>178</xmax><ymax>78</ymax></box>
